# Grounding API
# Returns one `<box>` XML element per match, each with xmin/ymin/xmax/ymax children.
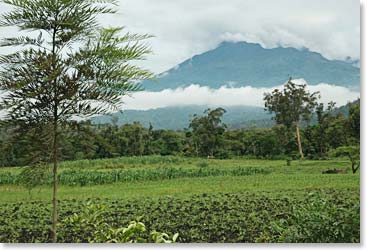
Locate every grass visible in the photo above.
<box><xmin>0</xmin><ymin>156</ymin><xmax>359</xmax><ymax>203</ymax></box>
<box><xmin>0</xmin><ymin>156</ymin><xmax>360</xmax><ymax>243</ymax></box>
<box><xmin>0</xmin><ymin>173</ymin><xmax>359</xmax><ymax>203</ymax></box>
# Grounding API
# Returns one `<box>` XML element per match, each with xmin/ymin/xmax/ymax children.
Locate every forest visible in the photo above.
<box><xmin>0</xmin><ymin>98</ymin><xmax>360</xmax><ymax>167</ymax></box>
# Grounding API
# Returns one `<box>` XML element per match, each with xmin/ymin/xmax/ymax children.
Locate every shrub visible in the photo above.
<box><xmin>60</xmin><ymin>202</ymin><xmax>178</xmax><ymax>243</ymax></box>
<box><xmin>196</xmin><ymin>162</ymin><xmax>209</xmax><ymax>168</ymax></box>
<box><xmin>0</xmin><ymin>191</ymin><xmax>359</xmax><ymax>243</ymax></box>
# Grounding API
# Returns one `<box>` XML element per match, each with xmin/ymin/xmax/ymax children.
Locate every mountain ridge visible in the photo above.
<box><xmin>90</xmin><ymin>100</ymin><xmax>356</xmax><ymax>131</ymax></box>
<box><xmin>142</xmin><ymin>41</ymin><xmax>360</xmax><ymax>91</ymax></box>
<box><xmin>91</xmin><ymin>105</ymin><xmax>273</xmax><ymax>130</ymax></box>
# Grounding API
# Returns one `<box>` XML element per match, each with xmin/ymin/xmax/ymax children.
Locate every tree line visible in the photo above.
<box><xmin>0</xmin><ymin>98</ymin><xmax>359</xmax><ymax>166</ymax></box>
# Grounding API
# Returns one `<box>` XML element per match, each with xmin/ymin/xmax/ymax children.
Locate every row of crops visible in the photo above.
<box><xmin>0</xmin><ymin>166</ymin><xmax>270</xmax><ymax>186</ymax></box>
<box><xmin>59</xmin><ymin>155</ymin><xmax>190</xmax><ymax>169</ymax></box>
<box><xmin>0</xmin><ymin>189</ymin><xmax>359</xmax><ymax>243</ymax></box>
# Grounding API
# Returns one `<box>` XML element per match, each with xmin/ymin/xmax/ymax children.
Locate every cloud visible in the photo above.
<box><xmin>0</xmin><ymin>0</ymin><xmax>360</xmax><ymax>74</ymax></box>
<box><xmin>121</xmin><ymin>80</ymin><xmax>360</xmax><ymax>110</ymax></box>
<box><xmin>111</xmin><ymin>0</ymin><xmax>359</xmax><ymax>73</ymax></box>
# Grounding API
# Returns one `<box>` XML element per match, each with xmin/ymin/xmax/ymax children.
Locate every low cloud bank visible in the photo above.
<box><xmin>122</xmin><ymin>79</ymin><xmax>360</xmax><ymax>110</ymax></box>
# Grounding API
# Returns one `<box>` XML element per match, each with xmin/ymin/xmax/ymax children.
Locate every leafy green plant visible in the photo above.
<box><xmin>60</xmin><ymin>202</ymin><xmax>178</xmax><ymax>243</ymax></box>
<box><xmin>257</xmin><ymin>192</ymin><xmax>360</xmax><ymax>243</ymax></box>
<box><xmin>0</xmin><ymin>191</ymin><xmax>359</xmax><ymax>243</ymax></box>
<box><xmin>0</xmin><ymin>0</ymin><xmax>153</xmax><ymax>242</ymax></box>
<box><xmin>334</xmin><ymin>146</ymin><xmax>360</xmax><ymax>174</ymax></box>
<box><xmin>18</xmin><ymin>164</ymin><xmax>50</xmax><ymax>193</ymax></box>
<box><xmin>196</xmin><ymin>162</ymin><xmax>209</xmax><ymax>168</ymax></box>
<box><xmin>0</xmin><ymin>166</ymin><xmax>270</xmax><ymax>186</ymax></box>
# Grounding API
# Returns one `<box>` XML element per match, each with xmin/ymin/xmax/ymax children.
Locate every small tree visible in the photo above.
<box><xmin>312</xmin><ymin>101</ymin><xmax>337</xmax><ymax>156</ymax></box>
<box><xmin>0</xmin><ymin>0</ymin><xmax>152</xmax><ymax>242</ymax></box>
<box><xmin>264</xmin><ymin>78</ymin><xmax>320</xmax><ymax>159</ymax></box>
<box><xmin>335</xmin><ymin>146</ymin><xmax>360</xmax><ymax>174</ymax></box>
<box><xmin>189</xmin><ymin>108</ymin><xmax>227</xmax><ymax>157</ymax></box>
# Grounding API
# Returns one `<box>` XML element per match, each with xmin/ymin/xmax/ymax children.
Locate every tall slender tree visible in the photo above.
<box><xmin>264</xmin><ymin>78</ymin><xmax>319</xmax><ymax>159</ymax></box>
<box><xmin>0</xmin><ymin>0</ymin><xmax>152</xmax><ymax>242</ymax></box>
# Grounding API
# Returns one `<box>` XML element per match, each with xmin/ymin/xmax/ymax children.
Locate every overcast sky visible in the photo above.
<box><xmin>111</xmin><ymin>0</ymin><xmax>360</xmax><ymax>73</ymax></box>
<box><xmin>0</xmin><ymin>0</ymin><xmax>360</xmax><ymax>74</ymax></box>
<box><xmin>0</xmin><ymin>0</ymin><xmax>360</xmax><ymax>110</ymax></box>
<box><xmin>121</xmin><ymin>80</ymin><xmax>360</xmax><ymax>110</ymax></box>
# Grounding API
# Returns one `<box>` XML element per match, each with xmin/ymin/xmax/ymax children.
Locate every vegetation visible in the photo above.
<box><xmin>0</xmin><ymin>157</ymin><xmax>359</xmax><ymax>200</ymax></box>
<box><xmin>264</xmin><ymin>78</ymin><xmax>320</xmax><ymax>159</ymax></box>
<box><xmin>0</xmin><ymin>166</ymin><xmax>270</xmax><ymax>186</ymax></box>
<box><xmin>0</xmin><ymin>190</ymin><xmax>359</xmax><ymax>243</ymax></box>
<box><xmin>61</xmin><ymin>202</ymin><xmax>178</xmax><ymax>243</ymax></box>
<box><xmin>0</xmin><ymin>99</ymin><xmax>360</xmax><ymax>165</ymax></box>
<box><xmin>0</xmin><ymin>153</ymin><xmax>360</xmax><ymax>243</ymax></box>
<box><xmin>0</xmin><ymin>0</ymin><xmax>152</xmax><ymax>242</ymax></box>
<box><xmin>334</xmin><ymin>146</ymin><xmax>360</xmax><ymax>174</ymax></box>
<box><xmin>189</xmin><ymin>107</ymin><xmax>227</xmax><ymax>157</ymax></box>
<box><xmin>0</xmin><ymin>1</ymin><xmax>360</xmax><ymax>244</ymax></box>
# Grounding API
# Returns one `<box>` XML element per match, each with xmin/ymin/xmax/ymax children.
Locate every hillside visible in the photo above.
<box><xmin>90</xmin><ymin>100</ymin><xmax>357</xmax><ymax>130</ymax></box>
<box><xmin>91</xmin><ymin>105</ymin><xmax>273</xmax><ymax>130</ymax></box>
<box><xmin>142</xmin><ymin>41</ymin><xmax>360</xmax><ymax>91</ymax></box>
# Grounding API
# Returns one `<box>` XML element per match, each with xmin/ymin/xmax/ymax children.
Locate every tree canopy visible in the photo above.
<box><xmin>189</xmin><ymin>108</ymin><xmax>227</xmax><ymax>157</ymax></box>
<box><xmin>264</xmin><ymin>78</ymin><xmax>320</xmax><ymax>159</ymax></box>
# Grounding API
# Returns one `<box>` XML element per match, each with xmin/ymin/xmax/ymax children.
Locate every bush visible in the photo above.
<box><xmin>60</xmin><ymin>202</ymin><xmax>178</xmax><ymax>243</ymax></box>
<box><xmin>196</xmin><ymin>162</ymin><xmax>209</xmax><ymax>168</ymax></box>
<box><xmin>215</xmin><ymin>150</ymin><xmax>232</xmax><ymax>159</ymax></box>
<box><xmin>257</xmin><ymin>192</ymin><xmax>360</xmax><ymax>243</ymax></box>
<box><xmin>0</xmin><ymin>191</ymin><xmax>359</xmax><ymax>243</ymax></box>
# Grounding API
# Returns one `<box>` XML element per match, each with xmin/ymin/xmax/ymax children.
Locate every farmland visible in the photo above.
<box><xmin>0</xmin><ymin>156</ymin><xmax>360</xmax><ymax>243</ymax></box>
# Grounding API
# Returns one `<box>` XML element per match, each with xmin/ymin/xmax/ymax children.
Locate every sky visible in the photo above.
<box><xmin>110</xmin><ymin>0</ymin><xmax>360</xmax><ymax>73</ymax></box>
<box><xmin>121</xmin><ymin>80</ymin><xmax>360</xmax><ymax>110</ymax></box>
<box><xmin>0</xmin><ymin>0</ymin><xmax>360</xmax><ymax>74</ymax></box>
<box><xmin>0</xmin><ymin>0</ymin><xmax>361</xmax><ymax>110</ymax></box>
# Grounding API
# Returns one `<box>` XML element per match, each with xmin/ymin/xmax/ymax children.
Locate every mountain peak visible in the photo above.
<box><xmin>143</xmin><ymin>41</ymin><xmax>360</xmax><ymax>91</ymax></box>
<box><xmin>218</xmin><ymin>40</ymin><xmax>261</xmax><ymax>47</ymax></box>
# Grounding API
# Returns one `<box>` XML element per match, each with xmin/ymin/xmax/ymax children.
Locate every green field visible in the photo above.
<box><xmin>0</xmin><ymin>156</ymin><xmax>360</xmax><ymax>243</ymax></box>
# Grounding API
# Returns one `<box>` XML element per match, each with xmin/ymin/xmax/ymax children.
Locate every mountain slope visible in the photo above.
<box><xmin>142</xmin><ymin>41</ymin><xmax>360</xmax><ymax>91</ymax></box>
<box><xmin>91</xmin><ymin>105</ymin><xmax>273</xmax><ymax>130</ymax></box>
<box><xmin>91</xmin><ymin>100</ymin><xmax>357</xmax><ymax>131</ymax></box>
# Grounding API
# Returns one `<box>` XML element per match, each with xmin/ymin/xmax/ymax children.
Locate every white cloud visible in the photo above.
<box><xmin>121</xmin><ymin>79</ymin><xmax>360</xmax><ymax>110</ymax></box>
<box><xmin>0</xmin><ymin>0</ymin><xmax>360</xmax><ymax>74</ymax></box>
<box><xmin>112</xmin><ymin>0</ymin><xmax>360</xmax><ymax>73</ymax></box>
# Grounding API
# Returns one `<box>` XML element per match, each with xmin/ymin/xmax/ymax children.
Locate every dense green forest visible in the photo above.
<box><xmin>0</xmin><ymin>99</ymin><xmax>359</xmax><ymax>167</ymax></box>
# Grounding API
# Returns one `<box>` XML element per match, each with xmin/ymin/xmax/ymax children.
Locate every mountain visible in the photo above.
<box><xmin>91</xmin><ymin>105</ymin><xmax>273</xmax><ymax>130</ymax></box>
<box><xmin>142</xmin><ymin>41</ymin><xmax>360</xmax><ymax>91</ymax></box>
<box><xmin>91</xmin><ymin>42</ymin><xmax>359</xmax><ymax>130</ymax></box>
<box><xmin>91</xmin><ymin>100</ymin><xmax>358</xmax><ymax>131</ymax></box>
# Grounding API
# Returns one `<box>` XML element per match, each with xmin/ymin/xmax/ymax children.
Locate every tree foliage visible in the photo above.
<box><xmin>264</xmin><ymin>78</ymin><xmax>320</xmax><ymax>159</ymax></box>
<box><xmin>334</xmin><ymin>146</ymin><xmax>360</xmax><ymax>174</ymax></box>
<box><xmin>0</xmin><ymin>0</ymin><xmax>152</xmax><ymax>242</ymax></box>
<box><xmin>189</xmin><ymin>108</ymin><xmax>227</xmax><ymax>157</ymax></box>
<box><xmin>264</xmin><ymin>78</ymin><xmax>320</xmax><ymax>127</ymax></box>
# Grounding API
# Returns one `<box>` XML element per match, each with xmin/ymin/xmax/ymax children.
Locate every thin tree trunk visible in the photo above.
<box><xmin>295</xmin><ymin>122</ymin><xmax>304</xmax><ymax>159</ymax></box>
<box><xmin>51</xmin><ymin>121</ymin><xmax>58</xmax><ymax>243</ymax></box>
<box><xmin>350</xmin><ymin>155</ymin><xmax>360</xmax><ymax>174</ymax></box>
<box><xmin>51</xmin><ymin>25</ymin><xmax>58</xmax><ymax>243</ymax></box>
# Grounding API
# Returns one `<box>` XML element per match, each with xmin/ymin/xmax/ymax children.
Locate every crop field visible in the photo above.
<box><xmin>0</xmin><ymin>156</ymin><xmax>360</xmax><ymax>243</ymax></box>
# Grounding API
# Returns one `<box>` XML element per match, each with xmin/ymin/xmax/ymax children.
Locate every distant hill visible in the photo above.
<box><xmin>91</xmin><ymin>105</ymin><xmax>273</xmax><ymax>130</ymax></box>
<box><xmin>142</xmin><ymin>41</ymin><xmax>360</xmax><ymax>91</ymax></box>
<box><xmin>91</xmin><ymin>100</ymin><xmax>358</xmax><ymax>131</ymax></box>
